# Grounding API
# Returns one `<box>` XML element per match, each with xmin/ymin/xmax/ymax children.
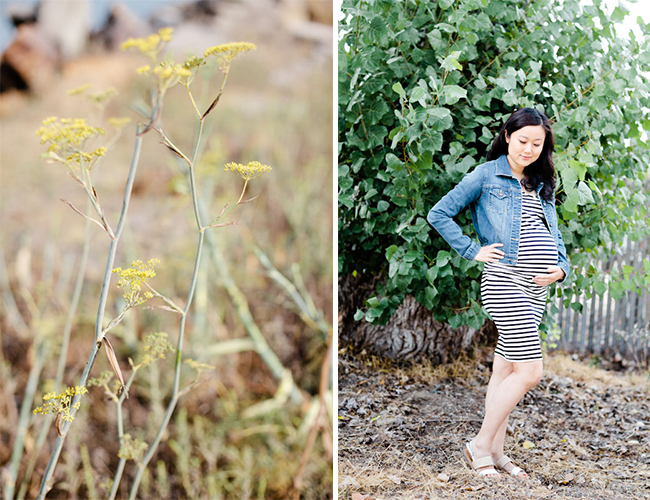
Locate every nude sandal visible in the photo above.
<box><xmin>463</xmin><ymin>442</ymin><xmax>500</xmax><ymax>478</ymax></box>
<box><xmin>495</xmin><ymin>455</ymin><xmax>528</xmax><ymax>478</ymax></box>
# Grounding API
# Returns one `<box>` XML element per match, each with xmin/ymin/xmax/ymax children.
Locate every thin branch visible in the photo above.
<box><xmin>203</xmin><ymin>220</ymin><xmax>239</xmax><ymax>230</ymax></box>
<box><xmin>61</xmin><ymin>199</ymin><xmax>109</xmax><ymax>234</ymax></box>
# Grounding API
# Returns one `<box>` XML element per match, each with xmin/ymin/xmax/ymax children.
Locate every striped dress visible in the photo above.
<box><xmin>481</xmin><ymin>189</ymin><xmax>559</xmax><ymax>362</ymax></box>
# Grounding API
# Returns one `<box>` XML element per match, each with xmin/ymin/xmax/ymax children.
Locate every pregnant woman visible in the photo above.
<box><xmin>427</xmin><ymin>107</ymin><xmax>571</xmax><ymax>478</ymax></box>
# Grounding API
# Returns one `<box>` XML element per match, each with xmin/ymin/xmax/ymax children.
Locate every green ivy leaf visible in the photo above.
<box><xmin>441</xmin><ymin>85</ymin><xmax>467</xmax><ymax>105</ymax></box>
<box><xmin>392</xmin><ymin>82</ymin><xmax>406</xmax><ymax>98</ymax></box>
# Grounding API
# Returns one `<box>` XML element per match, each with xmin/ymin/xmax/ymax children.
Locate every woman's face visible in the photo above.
<box><xmin>505</xmin><ymin>125</ymin><xmax>546</xmax><ymax>170</ymax></box>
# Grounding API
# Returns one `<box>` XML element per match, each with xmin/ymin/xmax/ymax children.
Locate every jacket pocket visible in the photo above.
<box><xmin>486</xmin><ymin>188</ymin><xmax>509</xmax><ymax>214</ymax></box>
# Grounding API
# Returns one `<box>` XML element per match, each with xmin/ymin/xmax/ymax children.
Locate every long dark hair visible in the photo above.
<box><xmin>487</xmin><ymin>107</ymin><xmax>556</xmax><ymax>202</ymax></box>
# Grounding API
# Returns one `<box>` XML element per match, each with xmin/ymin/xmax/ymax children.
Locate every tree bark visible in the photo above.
<box><xmin>339</xmin><ymin>273</ymin><xmax>497</xmax><ymax>364</ymax></box>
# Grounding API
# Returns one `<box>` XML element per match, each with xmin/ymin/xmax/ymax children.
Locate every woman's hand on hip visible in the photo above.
<box><xmin>473</xmin><ymin>243</ymin><xmax>505</xmax><ymax>263</ymax></box>
<box><xmin>533</xmin><ymin>266</ymin><xmax>565</xmax><ymax>286</ymax></box>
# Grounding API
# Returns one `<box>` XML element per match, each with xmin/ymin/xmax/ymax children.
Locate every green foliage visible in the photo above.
<box><xmin>339</xmin><ymin>0</ymin><xmax>650</xmax><ymax>326</ymax></box>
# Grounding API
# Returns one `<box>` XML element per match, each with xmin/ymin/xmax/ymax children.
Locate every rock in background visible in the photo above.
<box><xmin>1</xmin><ymin>0</ymin><xmax>332</xmax><ymax>94</ymax></box>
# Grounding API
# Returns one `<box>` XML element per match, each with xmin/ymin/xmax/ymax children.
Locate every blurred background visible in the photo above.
<box><xmin>0</xmin><ymin>0</ymin><xmax>333</xmax><ymax>498</ymax></box>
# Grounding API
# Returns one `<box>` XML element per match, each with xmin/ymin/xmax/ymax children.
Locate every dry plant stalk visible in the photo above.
<box><xmin>29</xmin><ymin>28</ymin><xmax>274</xmax><ymax>500</ymax></box>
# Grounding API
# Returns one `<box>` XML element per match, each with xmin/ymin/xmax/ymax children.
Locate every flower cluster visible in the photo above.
<box><xmin>36</xmin><ymin>117</ymin><xmax>107</xmax><ymax>175</ymax></box>
<box><xmin>87</xmin><ymin>370</ymin><xmax>114</xmax><ymax>388</ymax></box>
<box><xmin>184</xmin><ymin>358</ymin><xmax>214</xmax><ymax>372</ymax></box>
<box><xmin>112</xmin><ymin>258</ymin><xmax>160</xmax><ymax>307</ymax></box>
<box><xmin>118</xmin><ymin>434</ymin><xmax>148</xmax><ymax>461</ymax></box>
<box><xmin>204</xmin><ymin>42</ymin><xmax>257</xmax><ymax>73</ymax></box>
<box><xmin>140</xmin><ymin>331</ymin><xmax>175</xmax><ymax>367</ymax></box>
<box><xmin>36</xmin><ymin>117</ymin><xmax>106</xmax><ymax>154</ymax></box>
<box><xmin>183</xmin><ymin>55</ymin><xmax>206</xmax><ymax>71</ymax></box>
<box><xmin>136</xmin><ymin>60</ymin><xmax>193</xmax><ymax>93</ymax></box>
<box><xmin>67</xmin><ymin>83</ymin><xmax>92</xmax><ymax>96</ymax></box>
<box><xmin>87</xmin><ymin>87</ymin><xmax>119</xmax><ymax>104</ymax></box>
<box><xmin>224</xmin><ymin>161</ymin><xmax>272</xmax><ymax>181</ymax></box>
<box><xmin>33</xmin><ymin>385</ymin><xmax>89</xmax><ymax>422</ymax></box>
<box><xmin>68</xmin><ymin>84</ymin><xmax>119</xmax><ymax>105</ymax></box>
<box><xmin>66</xmin><ymin>148</ymin><xmax>107</xmax><ymax>164</ymax></box>
<box><xmin>107</xmin><ymin>117</ymin><xmax>132</xmax><ymax>129</ymax></box>
<box><xmin>121</xmin><ymin>27</ymin><xmax>174</xmax><ymax>61</ymax></box>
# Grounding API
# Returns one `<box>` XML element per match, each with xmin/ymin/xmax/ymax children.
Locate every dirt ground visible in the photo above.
<box><xmin>338</xmin><ymin>348</ymin><xmax>650</xmax><ymax>500</ymax></box>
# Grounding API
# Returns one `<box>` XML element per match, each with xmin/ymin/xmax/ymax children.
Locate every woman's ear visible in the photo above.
<box><xmin>505</xmin><ymin>131</ymin><xmax>510</xmax><ymax>144</ymax></box>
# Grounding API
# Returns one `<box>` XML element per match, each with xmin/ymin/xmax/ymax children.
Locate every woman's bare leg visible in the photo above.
<box><xmin>471</xmin><ymin>358</ymin><xmax>543</xmax><ymax>471</ymax></box>
<box><xmin>468</xmin><ymin>355</ymin><xmax>513</xmax><ymax>475</ymax></box>
<box><xmin>485</xmin><ymin>356</ymin><xmax>513</xmax><ymax>460</ymax></box>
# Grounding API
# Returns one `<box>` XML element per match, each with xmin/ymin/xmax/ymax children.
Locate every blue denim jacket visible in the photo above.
<box><xmin>427</xmin><ymin>154</ymin><xmax>571</xmax><ymax>282</ymax></box>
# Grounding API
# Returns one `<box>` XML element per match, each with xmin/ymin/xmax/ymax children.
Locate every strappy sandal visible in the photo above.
<box><xmin>495</xmin><ymin>455</ymin><xmax>528</xmax><ymax>478</ymax></box>
<box><xmin>463</xmin><ymin>442</ymin><xmax>500</xmax><ymax>478</ymax></box>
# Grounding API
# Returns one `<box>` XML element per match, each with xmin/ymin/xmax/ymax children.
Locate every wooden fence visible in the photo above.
<box><xmin>551</xmin><ymin>236</ymin><xmax>650</xmax><ymax>363</ymax></box>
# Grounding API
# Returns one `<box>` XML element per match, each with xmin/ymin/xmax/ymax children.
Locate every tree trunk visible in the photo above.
<box><xmin>339</xmin><ymin>273</ymin><xmax>497</xmax><ymax>364</ymax></box>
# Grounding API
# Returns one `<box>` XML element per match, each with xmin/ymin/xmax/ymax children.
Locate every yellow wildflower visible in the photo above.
<box><xmin>87</xmin><ymin>370</ymin><xmax>114</xmax><ymax>388</ymax></box>
<box><xmin>107</xmin><ymin>117</ymin><xmax>131</xmax><ymax>129</ymax></box>
<box><xmin>120</xmin><ymin>27</ymin><xmax>173</xmax><ymax>61</ymax></box>
<box><xmin>68</xmin><ymin>83</ymin><xmax>92</xmax><ymax>96</ymax></box>
<box><xmin>158</xmin><ymin>27</ymin><xmax>173</xmax><ymax>42</ymax></box>
<box><xmin>66</xmin><ymin>147</ymin><xmax>106</xmax><ymax>165</ymax></box>
<box><xmin>33</xmin><ymin>385</ymin><xmax>88</xmax><ymax>423</ymax></box>
<box><xmin>112</xmin><ymin>258</ymin><xmax>160</xmax><ymax>307</ymax></box>
<box><xmin>87</xmin><ymin>87</ymin><xmax>118</xmax><ymax>104</ymax></box>
<box><xmin>154</xmin><ymin>62</ymin><xmax>192</xmax><ymax>78</ymax></box>
<box><xmin>204</xmin><ymin>42</ymin><xmax>256</xmax><ymax>73</ymax></box>
<box><xmin>136</xmin><ymin>65</ymin><xmax>151</xmax><ymax>74</ymax></box>
<box><xmin>150</xmin><ymin>61</ymin><xmax>193</xmax><ymax>92</ymax></box>
<box><xmin>140</xmin><ymin>331</ymin><xmax>175</xmax><ymax>367</ymax></box>
<box><xmin>184</xmin><ymin>358</ymin><xmax>214</xmax><ymax>371</ymax></box>
<box><xmin>183</xmin><ymin>55</ymin><xmax>205</xmax><ymax>71</ymax></box>
<box><xmin>118</xmin><ymin>434</ymin><xmax>148</xmax><ymax>461</ymax></box>
<box><xmin>36</xmin><ymin>118</ymin><xmax>106</xmax><ymax>172</ymax></box>
<box><xmin>223</xmin><ymin>161</ymin><xmax>272</xmax><ymax>181</ymax></box>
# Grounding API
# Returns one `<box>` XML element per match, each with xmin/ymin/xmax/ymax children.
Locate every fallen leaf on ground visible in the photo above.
<box><xmin>558</xmin><ymin>472</ymin><xmax>575</xmax><ymax>484</ymax></box>
<box><xmin>522</xmin><ymin>440</ymin><xmax>535</xmax><ymax>449</ymax></box>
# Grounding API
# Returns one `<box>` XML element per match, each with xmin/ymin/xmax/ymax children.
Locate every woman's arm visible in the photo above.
<box><xmin>555</xmin><ymin>225</ymin><xmax>571</xmax><ymax>282</ymax></box>
<box><xmin>427</xmin><ymin>164</ymin><xmax>486</xmax><ymax>261</ymax></box>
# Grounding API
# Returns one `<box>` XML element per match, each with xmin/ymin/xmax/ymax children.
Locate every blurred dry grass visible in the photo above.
<box><xmin>0</xmin><ymin>3</ymin><xmax>332</xmax><ymax>498</ymax></box>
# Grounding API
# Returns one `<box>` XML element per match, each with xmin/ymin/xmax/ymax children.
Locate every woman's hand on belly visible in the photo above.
<box><xmin>532</xmin><ymin>265</ymin><xmax>565</xmax><ymax>286</ymax></box>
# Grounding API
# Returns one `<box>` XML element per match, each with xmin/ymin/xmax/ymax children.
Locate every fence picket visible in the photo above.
<box><xmin>550</xmin><ymin>236</ymin><xmax>649</xmax><ymax>364</ymax></box>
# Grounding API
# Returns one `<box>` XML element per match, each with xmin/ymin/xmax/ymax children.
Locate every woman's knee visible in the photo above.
<box><xmin>492</xmin><ymin>356</ymin><xmax>515</xmax><ymax>379</ymax></box>
<box><xmin>516</xmin><ymin>362</ymin><xmax>543</xmax><ymax>388</ymax></box>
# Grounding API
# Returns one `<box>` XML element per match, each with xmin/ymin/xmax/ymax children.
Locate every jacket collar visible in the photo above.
<box><xmin>495</xmin><ymin>154</ymin><xmax>512</xmax><ymax>177</ymax></box>
<box><xmin>495</xmin><ymin>154</ymin><xmax>545</xmax><ymax>194</ymax></box>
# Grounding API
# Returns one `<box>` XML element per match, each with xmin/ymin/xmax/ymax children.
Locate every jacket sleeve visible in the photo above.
<box><xmin>427</xmin><ymin>165</ymin><xmax>485</xmax><ymax>261</ymax></box>
<box><xmin>555</xmin><ymin>215</ymin><xmax>571</xmax><ymax>283</ymax></box>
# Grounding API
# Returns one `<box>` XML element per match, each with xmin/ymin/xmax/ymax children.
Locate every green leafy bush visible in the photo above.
<box><xmin>339</xmin><ymin>0</ymin><xmax>650</xmax><ymax>328</ymax></box>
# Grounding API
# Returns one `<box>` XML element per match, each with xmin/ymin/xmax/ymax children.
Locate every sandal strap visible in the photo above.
<box><xmin>477</xmin><ymin>467</ymin><xmax>499</xmax><ymax>477</ymax></box>
<box><xmin>495</xmin><ymin>456</ymin><xmax>512</xmax><ymax>469</ymax></box>
<box><xmin>473</xmin><ymin>456</ymin><xmax>495</xmax><ymax>469</ymax></box>
<box><xmin>510</xmin><ymin>466</ymin><xmax>525</xmax><ymax>477</ymax></box>
<box><xmin>465</xmin><ymin>442</ymin><xmax>475</xmax><ymax>461</ymax></box>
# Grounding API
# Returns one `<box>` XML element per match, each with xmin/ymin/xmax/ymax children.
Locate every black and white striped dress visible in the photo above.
<box><xmin>481</xmin><ymin>189</ymin><xmax>559</xmax><ymax>362</ymax></box>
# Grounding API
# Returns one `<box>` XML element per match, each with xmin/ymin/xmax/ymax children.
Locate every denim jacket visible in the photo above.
<box><xmin>427</xmin><ymin>154</ymin><xmax>571</xmax><ymax>282</ymax></box>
